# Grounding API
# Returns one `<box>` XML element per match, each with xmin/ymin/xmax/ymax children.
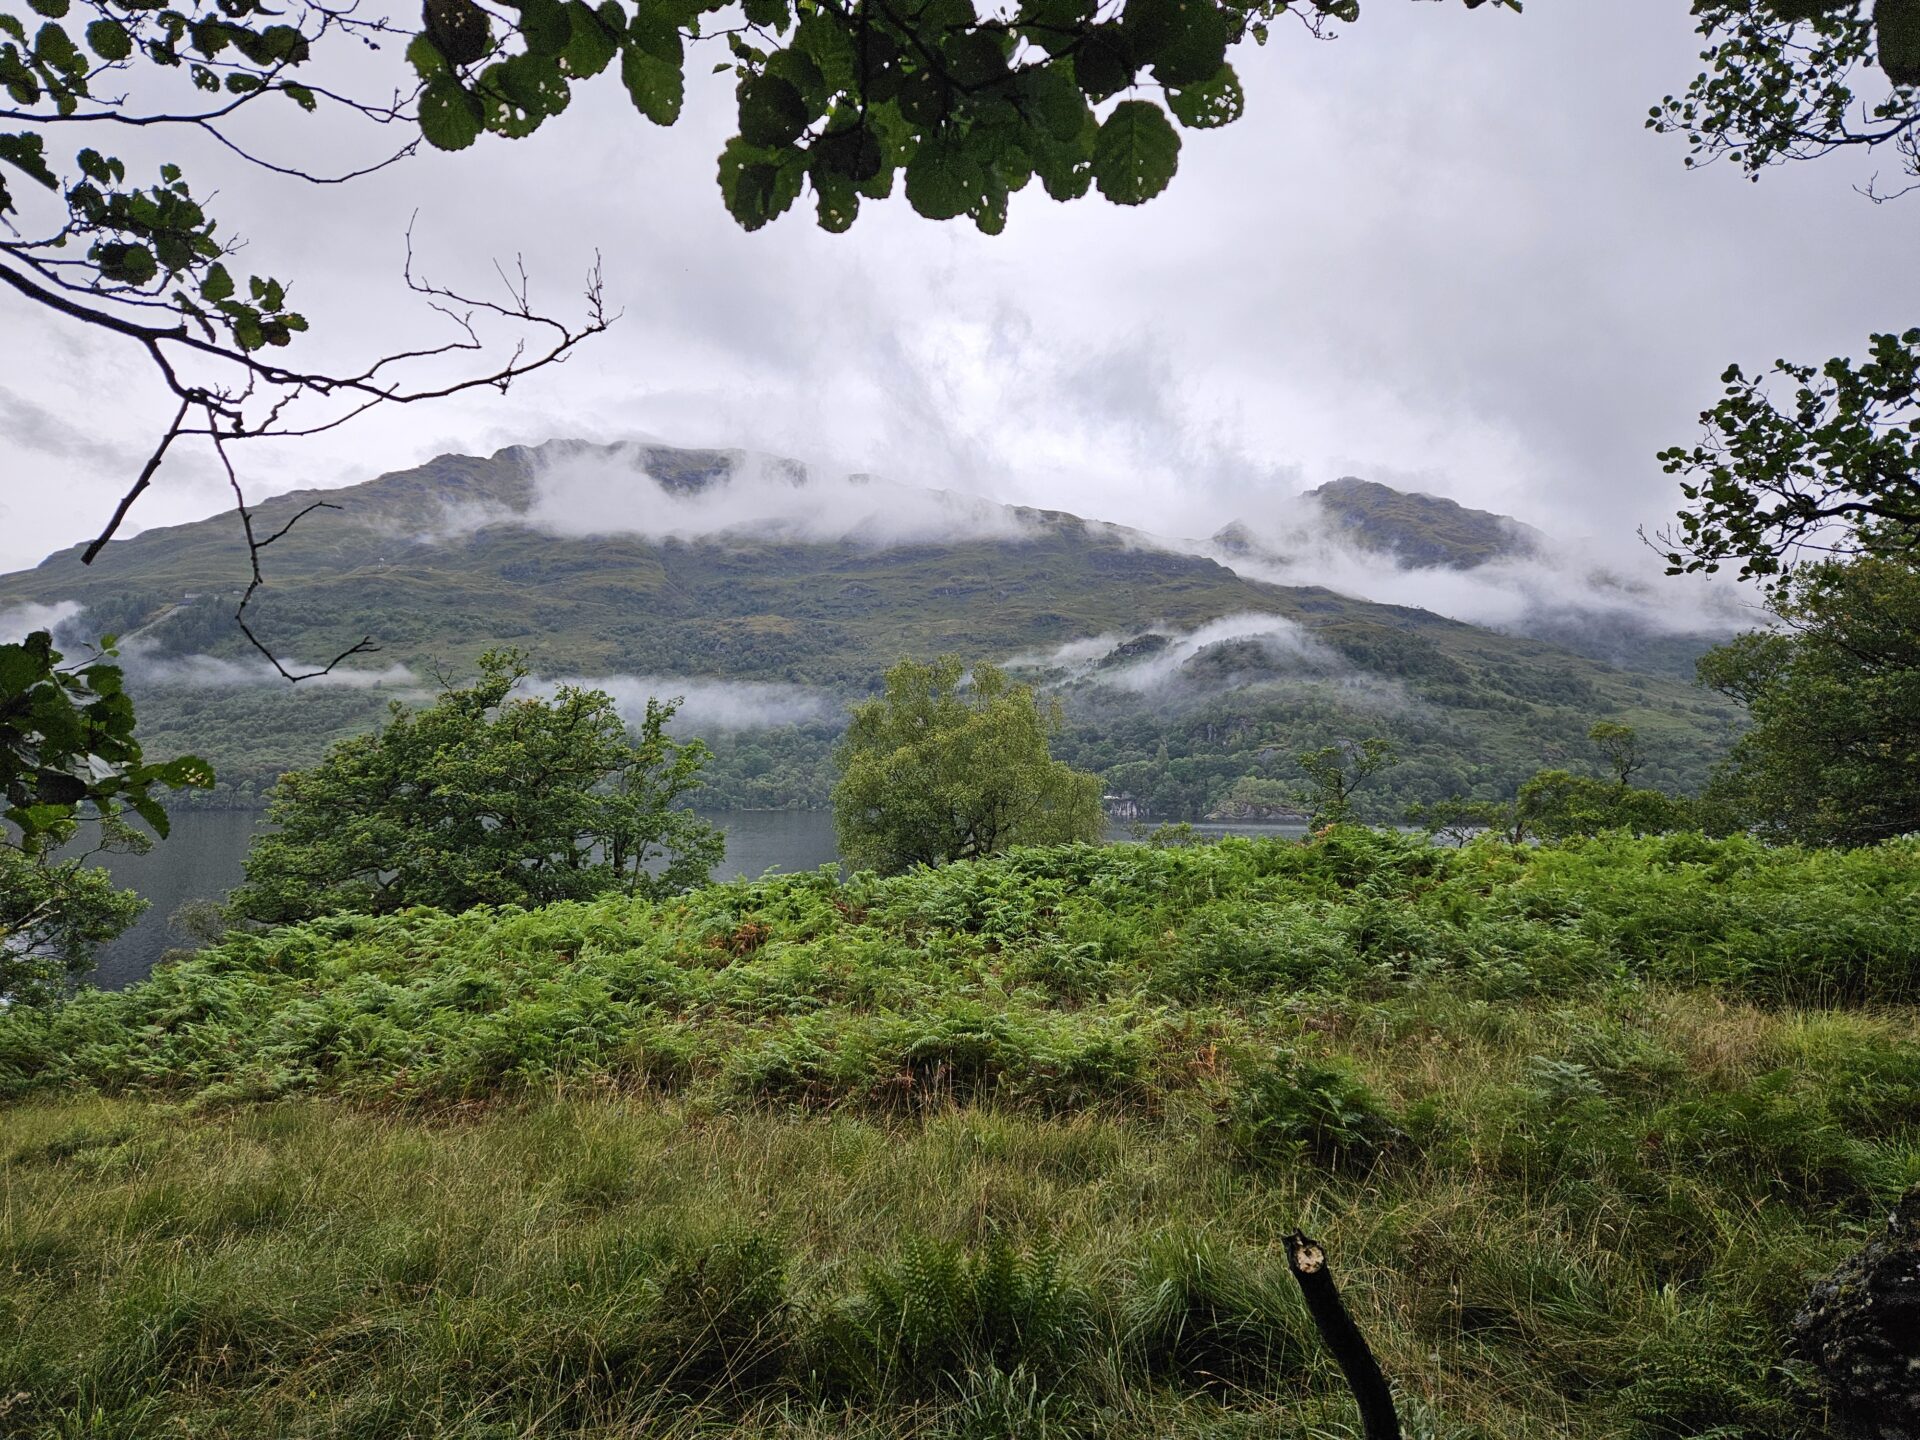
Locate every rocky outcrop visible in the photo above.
<box><xmin>1791</xmin><ymin>1184</ymin><xmax>1920</xmax><ymax>1438</ymax></box>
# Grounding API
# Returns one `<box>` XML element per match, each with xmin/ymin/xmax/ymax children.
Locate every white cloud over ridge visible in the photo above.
<box><xmin>1009</xmin><ymin>612</ymin><xmax>1408</xmax><ymax>712</ymax></box>
<box><xmin>122</xmin><ymin>650</ymin><xmax>423</xmax><ymax>691</ymax></box>
<box><xmin>1122</xmin><ymin>491</ymin><xmax>1760</xmax><ymax>642</ymax></box>
<box><xmin>515</xmin><ymin>445</ymin><xmax>1038</xmax><ymax>548</ymax></box>
<box><xmin>1</xmin><ymin>598</ymin><xmax>422</xmax><ymax>689</ymax></box>
<box><xmin>532</xmin><ymin>672</ymin><xmax>833</xmax><ymax>732</ymax></box>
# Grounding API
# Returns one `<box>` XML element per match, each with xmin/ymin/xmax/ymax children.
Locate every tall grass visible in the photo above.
<box><xmin>0</xmin><ymin>829</ymin><xmax>1915</xmax><ymax>1435</ymax></box>
<box><xmin>3</xmin><ymin>990</ymin><xmax>1913</xmax><ymax>1436</ymax></box>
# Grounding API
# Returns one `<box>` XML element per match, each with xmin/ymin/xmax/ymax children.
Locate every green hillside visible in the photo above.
<box><xmin>0</xmin><ymin>443</ymin><xmax>1741</xmax><ymax>816</ymax></box>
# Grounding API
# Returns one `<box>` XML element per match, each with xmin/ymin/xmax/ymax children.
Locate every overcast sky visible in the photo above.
<box><xmin>1</xmin><ymin>0</ymin><xmax>1910</xmax><ymax>575</ymax></box>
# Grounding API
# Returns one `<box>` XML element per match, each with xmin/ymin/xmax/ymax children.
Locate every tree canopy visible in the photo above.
<box><xmin>1</xmin><ymin>629</ymin><xmax>211</xmax><ymax>853</ymax></box>
<box><xmin>1650</xmin><ymin>1</ymin><xmax>1920</xmax><ymax>603</ymax></box>
<box><xmin>1290</xmin><ymin>737</ymin><xmax>1395</xmax><ymax>830</ymax></box>
<box><xmin>228</xmin><ymin>651</ymin><xmax>723</xmax><ymax>923</ymax></box>
<box><xmin>832</xmin><ymin>656</ymin><xmax>1104</xmax><ymax>872</ymax></box>
<box><xmin>0</xmin><ymin>628</ymin><xmax>209</xmax><ymax>1001</ymax></box>
<box><xmin>1696</xmin><ymin>554</ymin><xmax>1920</xmax><ymax>846</ymax></box>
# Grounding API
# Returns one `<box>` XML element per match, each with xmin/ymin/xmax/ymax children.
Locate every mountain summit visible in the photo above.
<box><xmin>1307</xmin><ymin>477</ymin><xmax>1546</xmax><ymax>568</ymax></box>
<box><xmin>1215</xmin><ymin>477</ymin><xmax>1544</xmax><ymax>571</ymax></box>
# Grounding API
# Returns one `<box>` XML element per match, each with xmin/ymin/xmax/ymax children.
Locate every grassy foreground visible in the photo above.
<box><xmin>2</xmin><ymin>831</ymin><xmax>1917</xmax><ymax>1437</ymax></box>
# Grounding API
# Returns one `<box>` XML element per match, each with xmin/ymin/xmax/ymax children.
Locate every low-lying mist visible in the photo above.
<box><xmin>1</xmin><ymin>600</ymin><xmax>421</xmax><ymax>691</ymax></box>
<box><xmin>1186</xmin><ymin>491</ymin><xmax>1757</xmax><ymax>646</ymax></box>
<box><xmin>529</xmin><ymin>672</ymin><xmax>834</xmax><ymax>733</ymax></box>
<box><xmin>1008</xmin><ymin>612</ymin><xmax>1412</xmax><ymax>714</ymax></box>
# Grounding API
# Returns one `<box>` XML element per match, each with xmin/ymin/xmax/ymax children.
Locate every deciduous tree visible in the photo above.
<box><xmin>0</xmin><ymin>628</ymin><xmax>208</xmax><ymax>1000</ymax></box>
<box><xmin>1291</xmin><ymin>737</ymin><xmax>1395</xmax><ymax>830</ymax></box>
<box><xmin>228</xmin><ymin>650</ymin><xmax>723</xmax><ymax>922</ymax></box>
<box><xmin>832</xmin><ymin>656</ymin><xmax>1103</xmax><ymax>873</ymax></box>
<box><xmin>1697</xmin><ymin>554</ymin><xmax>1920</xmax><ymax>845</ymax></box>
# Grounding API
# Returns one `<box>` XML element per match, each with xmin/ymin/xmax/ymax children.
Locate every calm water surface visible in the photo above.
<box><xmin>83</xmin><ymin>810</ymin><xmax>1305</xmax><ymax>989</ymax></box>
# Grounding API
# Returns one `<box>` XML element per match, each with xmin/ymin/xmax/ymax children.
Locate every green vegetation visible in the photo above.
<box><xmin>0</xmin><ymin>444</ymin><xmax>1744</xmax><ymax>821</ymax></box>
<box><xmin>0</xmin><ymin>830</ymin><xmax>1915</xmax><ymax>1437</ymax></box>
<box><xmin>0</xmin><ymin>841</ymin><xmax>146</xmax><ymax>1004</ymax></box>
<box><xmin>2</xmin><ymin>629</ymin><xmax>210</xmax><ymax>1001</ymax></box>
<box><xmin>1290</xmin><ymin>738</ymin><xmax>1397</xmax><ymax>829</ymax></box>
<box><xmin>227</xmin><ymin>652</ymin><xmax>721</xmax><ymax>926</ymax></box>
<box><xmin>833</xmin><ymin>658</ymin><xmax>1104</xmax><ymax>873</ymax></box>
<box><xmin>1410</xmin><ymin>725</ymin><xmax>1702</xmax><ymax>845</ymax></box>
<box><xmin>1696</xmin><ymin>555</ymin><xmax>1920</xmax><ymax>847</ymax></box>
<box><xmin>1</xmin><ymin>629</ymin><xmax>210</xmax><ymax>852</ymax></box>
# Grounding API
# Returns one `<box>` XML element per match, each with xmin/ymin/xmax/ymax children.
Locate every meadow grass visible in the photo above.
<box><xmin>2</xmin><ymin>830</ymin><xmax>1916</xmax><ymax>1437</ymax></box>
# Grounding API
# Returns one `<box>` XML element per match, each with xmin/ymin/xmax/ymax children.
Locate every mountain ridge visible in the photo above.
<box><xmin>0</xmin><ymin>441</ymin><xmax>1741</xmax><ymax>819</ymax></box>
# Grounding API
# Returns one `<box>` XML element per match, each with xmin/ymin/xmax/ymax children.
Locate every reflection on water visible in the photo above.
<box><xmin>81</xmin><ymin>810</ymin><xmax>1307</xmax><ymax>990</ymax></box>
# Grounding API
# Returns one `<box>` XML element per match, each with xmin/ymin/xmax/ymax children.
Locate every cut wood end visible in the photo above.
<box><xmin>1294</xmin><ymin>1242</ymin><xmax>1326</xmax><ymax>1274</ymax></box>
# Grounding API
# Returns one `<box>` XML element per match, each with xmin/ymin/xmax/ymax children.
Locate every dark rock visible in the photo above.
<box><xmin>1791</xmin><ymin>1184</ymin><xmax>1920</xmax><ymax>1438</ymax></box>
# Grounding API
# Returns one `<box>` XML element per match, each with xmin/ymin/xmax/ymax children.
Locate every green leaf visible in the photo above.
<box><xmin>35</xmin><ymin>21</ymin><xmax>86</xmax><ymax>77</ymax></box>
<box><xmin>1071</xmin><ymin>26</ymin><xmax>1132</xmax><ymax>102</ymax></box>
<box><xmin>26</xmin><ymin>0</ymin><xmax>67</xmax><ymax>17</ymax></box>
<box><xmin>1091</xmin><ymin>98</ymin><xmax>1179</xmax><ymax>204</ymax></box>
<box><xmin>765</xmin><ymin>46</ymin><xmax>825</xmax><ymax>114</ymax></box>
<box><xmin>422</xmin><ymin>0</ymin><xmax>491</xmax><ymax>65</ymax></box>
<box><xmin>480</xmin><ymin>53</ymin><xmax>570</xmax><ymax>133</ymax></box>
<box><xmin>971</xmin><ymin>166</ymin><xmax>1009</xmax><ymax>234</ymax></box>
<box><xmin>281</xmin><ymin>80</ymin><xmax>317</xmax><ymax>110</ymax></box>
<box><xmin>812</xmin><ymin>121</ymin><xmax>882</xmax><ymax>181</ymax></box>
<box><xmin>1017</xmin><ymin>61</ymin><xmax>1089</xmax><ymax>142</ymax></box>
<box><xmin>738</xmin><ymin>72</ymin><xmax>809</xmax><ymax>147</ymax></box>
<box><xmin>1166</xmin><ymin>61</ymin><xmax>1242</xmax><ymax>128</ymax></box>
<box><xmin>813</xmin><ymin>166</ymin><xmax>858</xmax><ymax>232</ymax></box>
<box><xmin>129</xmin><ymin>792</ymin><xmax>169</xmax><ymax>837</ymax></box>
<box><xmin>895</xmin><ymin>67</ymin><xmax>950</xmax><ymax>128</ymax></box>
<box><xmin>1034</xmin><ymin>138</ymin><xmax>1092</xmax><ymax>200</ymax></box>
<box><xmin>793</xmin><ymin>13</ymin><xmax>855</xmax><ymax>92</ymax></box>
<box><xmin>152</xmin><ymin>754</ymin><xmax>216</xmax><ymax>787</ymax></box>
<box><xmin>743</xmin><ymin>0</ymin><xmax>789</xmax><ymax>30</ymax></box>
<box><xmin>419</xmin><ymin>73</ymin><xmax>485</xmax><ymax>150</ymax></box>
<box><xmin>903</xmin><ymin>135</ymin><xmax>985</xmax><ymax>220</ymax></box>
<box><xmin>1125</xmin><ymin>0</ymin><xmax>1226</xmax><ymax>86</ymax></box>
<box><xmin>1018</xmin><ymin>0</ymin><xmax>1093</xmax><ymax>52</ymax></box>
<box><xmin>620</xmin><ymin>28</ymin><xmax>684</xmax><ymax>124</ymax></box>
<box><xmin>85</xmin><ymin>18</ymin><xmax>131</xmax><ymax>60</ymax></box>
<box><xmin>97</xmin><ymin>241</ymin><xmax>158</xmax><ymax>285</ymax></box>
<box><xmin>0</xmin><ymin>132</ymin><xmax>56</xmax><ymax>189</ymax></box>
<box><xmin>407</xmin><ymin>32</ymin><xmax>450</xmax><ymax>78</ymax></box>
<box><xmin>520</xmin><ymin>0</ymin><xmax>573</xmax><ymax>57</ymax></box>
<box><xmin>941</xmin><ymin>31</ymin><xmax>1009</xmax><ymax>88</ymax></box>
<box><xmin>717</xmin><ymin>135</ymin><xmax>803</xmax><ymax>229</ymax></box>
<box><xmin>199</xmin><ymin>263</ymin><xmax>235</xmax><ymax>301</ymax></box>
<box><xmin>560</xmin><ymin>0</ymin><xmax>619</xmax><ymax>78</ymax></box>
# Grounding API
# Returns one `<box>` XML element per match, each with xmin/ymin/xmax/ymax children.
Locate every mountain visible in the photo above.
<box><xmin>1215</xmin><ymin>476</ymin><xmax>1544</xmax><ymax>570</ymax></box>
<box><xmin>0</xmin><ymin>441</ymin><xmax>1742</xmax><ymax>819</ymax></box>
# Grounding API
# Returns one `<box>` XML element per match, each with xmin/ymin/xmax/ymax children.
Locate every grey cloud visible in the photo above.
<box><xmin>1</xmin><ymin>0</ymin><xmax>1908</xmax><ymax>585</ymax></box>
<box><xmin>0</xmin><ymin>388</ymin><xmax>137</xmax><ymax>473</ymax></box>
